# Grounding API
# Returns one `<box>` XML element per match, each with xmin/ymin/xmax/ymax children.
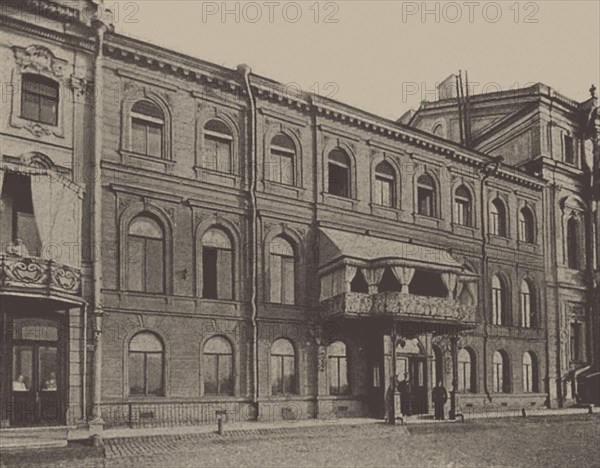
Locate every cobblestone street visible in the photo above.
<box><xmin>1</xmin><ymin>414</ymin><xmax>599</xmax><ymax>467</ymax></box>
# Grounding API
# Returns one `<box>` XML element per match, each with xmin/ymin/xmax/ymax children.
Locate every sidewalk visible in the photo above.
<box><xmin>67</xmin><ymin>405</ymin><xmax>599</xmax><ymax>442</ymax></box>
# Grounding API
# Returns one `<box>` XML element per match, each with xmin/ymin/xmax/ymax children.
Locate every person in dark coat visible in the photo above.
<box><xmin>432</xmin><ymin>380</ymin><xmax>448</xmax><ymax>420</ymax></box>
<box><xmin>397</xmin><ymin>372</ymin><xmax>413</xmax><ymax>416</ymax></box>
<box><xmin>385</xmin><ymin>376</ymin><xmax>396</xmax><ymax>423</ymax></box>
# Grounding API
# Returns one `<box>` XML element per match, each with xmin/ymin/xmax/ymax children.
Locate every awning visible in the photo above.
<box><xmin>319</xmin><ymin>227</ymin><xmax>463</xmax><ymax>273</ymax></box>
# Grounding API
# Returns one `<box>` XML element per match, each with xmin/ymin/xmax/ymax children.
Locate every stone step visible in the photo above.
<box><xmin>0</xmin><ymin>426</ymin><xmax>69</xmax><ymax>451</ymax></box>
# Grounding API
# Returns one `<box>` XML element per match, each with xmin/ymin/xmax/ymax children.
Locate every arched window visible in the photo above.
<box><xmin>202</xmin><ymin>228</ymin><xmax>234</xmax><ymax>300</ymax></box>
<box><xmin>417</xmin><ymin>173</ymin><xmax>436</xmax><ymax>217</ymax></box>
<box><xmin>129</xmin><ymin>332</ymin><xmax>164</xmax><ymax>396</ymax></box>
<box><xmin>203</xmin><ymin>119</ymin><xmax>233</xmax><ymax>173</ymax></box>
<box><xmin>432</xmin><ymin>345</ymin><xmax>443</xmax><ymax>386</ymax></box>
<box><xmin>131</xmin><ymin>100</ymin><xmax>164</xmax><ymax>157</ymax></box>
<box><xmin>328</xmin><ymin>341</ymin><xmax>349</xmax><ymax>395</ymax></box>
<box><xmin>271</xmin><ymin>339</ymin><xmax>297</xmax><ymax>395</ymax></box>
<box><xmin>267</xmin><ymin>133</ymin><xmax>295</xmax><ymax>185</ymax></box>
<box><xmin>489</xmin><ymin>199</ymin><xmax>507</xmax><ymax>236</ymax></box>
<box><xmin>269</xmin><ymin>236</ymin><xmax>295</xmax><ymax>305</ymax></box>
<box><xmin>203</xmin><ymin>336</ymin><xmax>234</xmax><ymax>396</ymax></box>
<box><xmin>454</xmin><ymin>185</ymin><xmax>472</xmax><ymax>227</ymax></box>
<box><xmin>566</xmin><ymin>216</ymin><xmax>580</xmax><ymax>269</ymax></box>
<box><xmin>432</xmin><ymin>123</ymin><xmax>444</xmax><ymax>137</ymax></box>
<box><xmin>522</xmin><ymin>352</ymin><xmax>539</xmax><ymax>393</ymax></box>
<box><xmin>520</xmin><ymin>280</ymin><xmax>535</xmax><ymax>328</ymax></box>
<box><xmin>128</xmin><ymin>215</ymin><xmax>165</xmax><ymax>293</ymax></box>
<box><xmin>374</xmin><ymin>161</ymin><xmax>396</xmax><ymax>207</ymax></box>
<box><xmin>328</xmin><ymin>149</ymin><xmax>351</xmax><ymax>198</ymax></box>
<box><xmin>519</xmin><ymin>207</ymin><xmax>535</xmax><ymax>243</ymax></box>
<box><xmin>21</xmin><ymin>74</ymin><xmax>59</xmax><ymax>126</ymax></box>
<box><xmin>491</xmin><ymin>275</ymin><xmax>507</xmax><ymax>325</ymax></box>
<box><xmin>492</xmin><ymin>351</ymin><xmax>510</xmax><ymax>393</ymax></box>
<box><xmin>458</xmin><ymin>348</ymin><xmax>476</xmax><ymax>393</ymax></box>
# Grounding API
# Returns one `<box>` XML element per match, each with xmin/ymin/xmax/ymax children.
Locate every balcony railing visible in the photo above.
<box><xmin>0</xmin><ymin>254</ymin><xmax>82</xmax><ymax>301</ymax></box>
<box><xmin>320</xmin><ymin>292</ymin><xmax>476</xmax><ymax>325</ymax></box>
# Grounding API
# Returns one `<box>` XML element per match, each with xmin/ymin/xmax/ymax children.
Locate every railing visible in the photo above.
<box><xmin>0</xmin><ymin>254</ymin><xmax>82</xmax><ymax>299</ymax></box>
<box><xmin>320</xmin><ymin>292</ymin><xmax>476</xmax><ymax>324</ymax></box>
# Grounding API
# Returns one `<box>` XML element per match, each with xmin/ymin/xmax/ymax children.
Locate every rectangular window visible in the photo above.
<box><xmin>492</xmin><ymin>364</ymin><xmax>503</xmax><ymax>393</ymax></box>
<box><xmin>203</xmin><ymin>247</ymin><xmax>218</xmax><ymax>299</ymax></box>
<box><xmin>374</xmin><ymin>176</ymin><xmax>393</xmax><ymax>207</ymax></box>
<box><xmin>218</xmin><ymin>354</ymin><xmax>234</xmax><ymax>395</ymax></box>
<box><xmin>204</xmin><ymin>354</ymin><xmax>218</xmax><ymax>395</ymax></box>
<box><xmin>127</xmin><ymin>237</ymin><xmax>144</xmax><ymax>292</ymax></box>
<box><xmin>328</xmin><ymin>164</ymin><xmax>349</xmax><ymax>197</ymax></box>
<box><xmin>418</xmin><ymin>188</ymin><xmax>434</xmax><ymax>216</ymax></box>
<box><xmin>146</xmin><ymin>353</ymin><xmax>163</xmax><ymax>395</ymax></box>
<box><xmin>564</xmin><ymin>135</ymin><xmax>575</xmax><ymax>165</ymax></box>
<box><xmin>131</xmin><ymin>118</ymin><xmax>163</xmax><ymax>157</ymax></box>
<box><xmin>128</xmin><ymin>353</ymin><xmax>144</xmax><ymax>395</ymax></box>
<box><xmin>492</xmin><ymin>288</ymin><xmax>502</xmax><ymax>325</ymax></box>
<box><xmin>490</xmin><ymin>211</ymin><xmax>499</xmax><ymax>235</ymax></box>
<box><xmin>21</xmin><ymin>76</ymin><xmax>59</xmax><ymax>126</ymax></box>
<box><xmin>145</xmin><ymin>238</ymin><xmax>164</xmax><ymax>293</ymax></box>
<box><xmin>570</xmin><ymin>322</ymin><xmax>582</xmax><ymax>362</ymax></box>
<box><xmin>217</xmin><ymin>248</ymin><xmax>234</xmax><ymax>300</ymax></box>
<box><xmin>455</xmin><ymin>200</ymin><xmax>470</xmax><ymax>226</ymax></box>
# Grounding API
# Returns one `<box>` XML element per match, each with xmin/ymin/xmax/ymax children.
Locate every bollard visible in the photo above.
<box><xmin>217</xmin><ymin>416</ymin><xmax>224</xmax><ymax>435</ymax></box>
<box><xmin>90</xmin><ymin>434</ymin><xmax>103</xmax><ymax>447</ymax></box>
<box><xmin>521</xmin><ymin>408</ymin><xmax>527</xmax><ymax>418</ymax></box>
<box><xmin>588</xmin><ymin>404</ymin><xmax>594</xmax><ymax>415</ymax></box>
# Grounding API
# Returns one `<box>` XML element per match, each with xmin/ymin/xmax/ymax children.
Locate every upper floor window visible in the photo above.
<box><xmin>21</xmin><ymin>74</ymin><xmax>59</xmax><ymax>126</ymax></box>
<box><xmin>518</xmin><ymin>207</ymin><xmax>535</xmax><ymax>243</ymax></box>
<box><xmin>128</xmin><ymin>215</ymin><xmax>165</xmax><ymax>294</ymax></box>
<box><xmin>454</xmin><ymin>185</ymin><xmax>472</xmax><ymax>227</ymax></box>
<box><xmin>520</xmin><ymin>280</ymin><xmax>535</xmax><ymax>328</ymax></box>
<box><xmin>491</xmin><ymin>274</ymin><xmax>508</xmax><ymax>326</ymax></box>
<box><xmin>417</xmin><ymin>173</ymin><xmax>436</xmax><ymax>217</ymax></box>
<box><xmin>129</xmin><ymin>332</ymin><xmax>164</xmax><ymax>396</ymax></box>
<box><xmin>374</xmin><ymin>161</ymin><xmax>396</xmax><ymax>208</ymax></box>
<box><xmin>271</xmin><ymin>338</ymin><xmax>297</xmax><ymax>395</ymax></box>
<box><xmin>131</xmin><ymin>100</ymin><xmax>164</xmax><ymax>158</ymax></box>
<box><xmin>566</xmin><ymin>216</ymin><xmax>581</xmax><ymax>270</ymax></box>
<box><xmin>522</xmin><ymin>352</ymin><xmax>538</xmax><ymax>393</ymax></box>
<box><xmin>350</xmin><ymin>269</ymin><xmax>369</xmax><ymax>293</ymax></box>
<box><xmin>1</xmin><ymin>173</ymin><xmax>40</xmax><ymax>256</ymax></box>
<box><xmin>267</xmin><ymin>134</ymin><xmax>295</xmax><ymax>185</ymax></box>
<box><xmin>564</xmin><ymin>134</ymin><xmax>575</xmax><ymax>165</ymax></box>
<box><xmin>202</xmin><ymin>228</ymin><xmax>234</xmax><ymax>300</ymax></box>
<box><xmin>492</xmin><ymin>350</ymin><xmax>510</xmax><ymax>393</ymax></box>
<box><xmin>203</xmin><ymin>336</ymin><xmax>234</xmax><ymax>396</ymax></box>
<box><xmin>489</xmin><ymin>199</ymin><xmax>507</xmax><ymax>237</ymax></box>
<box><xmin>328</xmin><ymin>149</ymin><xmax>351</xmax><ymax>198</ymax></box>
<box><xmin>203</xmin><ymin>119</ymin><xmax>233</xmax><ymax>173</ymax></box>
<box><xmin>328</xmin><ymin>341</ymin><xmax>349</xmax><ymax>395</ymax></box>
<box><xmin>269</xmin><ymin>236</ymin><xmax>295</xmax><ymax>305</ymax></box>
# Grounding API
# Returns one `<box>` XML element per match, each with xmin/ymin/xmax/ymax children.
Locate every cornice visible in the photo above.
<box><xmin>0</xmin><ymin>14</ymin><xmax>94</xmax><ymax>52</ymax></box>
<box><xmin>109</xmin><ymin>183</ymin><xmax>184</xmax><ymax>204</ymax></box>
<box><xmin>3</xmin><ymin>0</ymin><xmax>80</xmax><ymax>24</ymax></box>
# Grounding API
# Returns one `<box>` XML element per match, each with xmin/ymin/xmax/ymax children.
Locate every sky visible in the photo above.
<box><xmin>107</xmin><ymin>0</ymin><xmax>600</xmax><ymax>120</ymax></box>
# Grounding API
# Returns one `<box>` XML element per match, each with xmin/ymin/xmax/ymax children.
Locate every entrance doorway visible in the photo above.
<box><xmin>384</xmin><ymin>338</ymin><xmax>428</xmax><ymax>415</ymax></box>
<box><xmin>9</xmin><ymin>316</ymin><xmax>66</xmax><ymax>427</ymax></box>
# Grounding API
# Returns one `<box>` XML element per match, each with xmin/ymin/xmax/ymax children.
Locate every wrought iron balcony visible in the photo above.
<box><xmin>320</xmin><ymin>292</ymin><xmax>476</xmax><ymax>325</ymax></box>
<box><xmin>0</xmin><ymin>254</ymin><xmax>82</xmax><ymax>302</ymax></box>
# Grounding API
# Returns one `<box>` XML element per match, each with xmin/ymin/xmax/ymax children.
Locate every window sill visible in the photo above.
<box><xmin>414</xmin><ymin>213</ymin><xmax>441</xmax><ymax>229</ymax></box>
<box><xmin>322</xmin><ymin>193</ymin><xmax>359</xmax><ymax>209</ymax></box>
<box><xmin>194</xmin><ymin>166</ymin><xmax>239</xmax><ymax>186</ymax></box>
<box><xmin>120</xmin><ymin>150</ymin><xmax>175</xmax><ymax>172</ymax></box>
<box><xmin>263</xmin><ymin>179</ymin><xmax>303</xmax><ymax>198</ymax></box>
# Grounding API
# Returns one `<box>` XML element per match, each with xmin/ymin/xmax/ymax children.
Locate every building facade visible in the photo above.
<box><xmin>0</xmin><ymin>1</ymin><xmax>597</xmax><ymax>434</ymax></box>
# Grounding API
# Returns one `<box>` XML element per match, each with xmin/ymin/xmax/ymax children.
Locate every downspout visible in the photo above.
<box><xmin>238</xmin><ymin>64</ymin><xmax>259</xmax><ymax>415</ymax></box>
<box><xmin>480</xmin><ymin>156</ymin><xmax>502</xmax><ymax>402</ymax></box>
<box><xmin>89</xmin><ymin>14</ymin><xmax>108</xmax><ymax>433</ymax></box>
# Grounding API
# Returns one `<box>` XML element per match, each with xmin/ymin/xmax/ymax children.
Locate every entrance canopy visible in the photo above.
<box><xmin>319</xmin><ymin>228</ymin><xmax>463</xmax><ymax>273</ymax></box>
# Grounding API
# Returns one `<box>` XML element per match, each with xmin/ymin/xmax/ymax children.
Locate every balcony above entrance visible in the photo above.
<box><xmin>318</xmin><ymin>228</ymin><xmax>478</xmax><ymax>327</ymax></box>
<box><xmin>320</xmin><ymin>291</ymin><xmax>476</xmax><ymax>325</ymax></box>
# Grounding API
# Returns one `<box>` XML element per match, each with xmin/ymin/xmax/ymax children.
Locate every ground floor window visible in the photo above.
<box><xmin>270</xmin><ymin>338</ymin><xmax>297</xmax><ymax>395</ymax></box>
<box><xmin>328</xmin><ymin>341</ymin><xmax>349</xmax><ymax>395</ymax></box>
<box><xmin>129</xmin><ymin>332</ymin><xmax>164</xmax><ymax>396</ymax></box>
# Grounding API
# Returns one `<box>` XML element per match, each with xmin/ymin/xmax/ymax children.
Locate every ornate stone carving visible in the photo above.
<box><xmin>13</xmin><ymin>45</ymin><xmax>67</xmax><ymax>79</ymax></box>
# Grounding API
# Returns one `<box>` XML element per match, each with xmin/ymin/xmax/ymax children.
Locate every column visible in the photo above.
<box><xmin>449</xmin><ymin>335</ymin><xmax>459</xmax><ymax>420</ymax></box>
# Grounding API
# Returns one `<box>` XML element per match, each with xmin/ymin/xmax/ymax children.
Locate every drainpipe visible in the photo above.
<box><xmin>89</xmin><ymin>14</ymin><xmax>109</xmax><ymax>437</ymax></box>
<box><xmin>238</xmin><ymin>64</ymin><xmax>259</xmax><ymax>417</ymax></box>
<box><xmin>479</xmin><ymin>156</ymin><xmax>502</xmax><ymax>402</ymax></box>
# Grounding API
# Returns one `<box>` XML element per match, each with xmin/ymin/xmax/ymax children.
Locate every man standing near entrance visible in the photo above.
<box><xmin>432</xmin><ymin>380</ymin><xmax>448</xmax><ymax>420</ymax></box>
<box><xmin>397</xmin><ymin>373</ymin><xmax>413</xmax><ymax>416</ymax></box>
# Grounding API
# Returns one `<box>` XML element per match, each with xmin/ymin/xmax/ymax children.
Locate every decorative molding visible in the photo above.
<box><xmin>13</xmin><ymin>45</ymin><xmax>68</xmax><ymax>79</ymax></box>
